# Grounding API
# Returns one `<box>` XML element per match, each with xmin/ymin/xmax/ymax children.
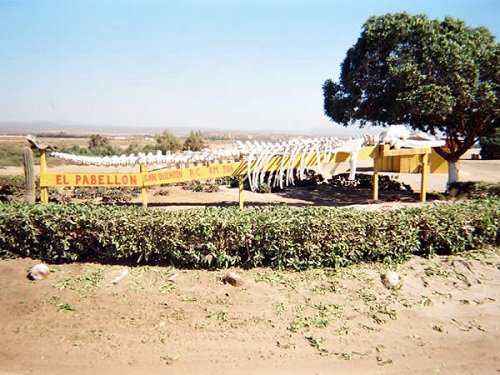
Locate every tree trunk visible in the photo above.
<box><xmin>447</xmin><ymin>160</ymin><xmax>459</xmax><ymax>186</ymax></box>
<box><xmin>434</xmin><ymin>144</ymin><xmax>464</xmax><ymax>188</ymax></box>
<box><xmin>23</xmin><ymin>147</ymin><xmax>36</xmax><ymax>204</ymax></box>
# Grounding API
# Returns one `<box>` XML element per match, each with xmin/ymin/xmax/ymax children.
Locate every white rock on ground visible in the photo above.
<box><xmin>111</xmin><ymin>269</ymin><xmax>129</xmax><ymax>284</ymax></box>
<box><xmin>381</xmin><ymin>270</ymin><xmax>400</xmax><ymax>289</ymax></box>
<box><xmin>28</xmin><ymin>264</ymin><xmax>50</xmax><ymax>280</ymax></box>
<box><xmin>167</xmin><ymin>273</ymin><xmax>179</xmax><ymax>283</ymax></box>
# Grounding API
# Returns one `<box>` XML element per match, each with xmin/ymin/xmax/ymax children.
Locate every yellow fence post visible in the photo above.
<box><xmin>238</xmin><ymin>175</ymin><xmax>244</xmax><ymax>209</ymax></box>
<box><xmin>420</xmin><ymin>153</ymin><xmax>429</xmax><ymax>203</ymax></box>
<box><xmin>373</xmin><ymin>154</ymin><xmax>380</xmax><ymax>201</ymax></box>
<box><xmin>140</xmin><ymin>164</ymin><xmax>148</xmax><ymax>207</ymax></box>
<box><xmin>39</xmin><ymin>150</ymin><xmax>49</xmax><ymax>204</ymax></box>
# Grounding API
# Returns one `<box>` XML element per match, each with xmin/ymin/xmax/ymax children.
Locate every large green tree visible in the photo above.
<box><xmin>323</xmin><ymin>13</ymin><xmax>499</xmax><ymax>183</ymax></box>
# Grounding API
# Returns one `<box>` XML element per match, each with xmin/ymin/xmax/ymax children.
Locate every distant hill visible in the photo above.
<box><xmin>0</xmin><ymin>121</ymin><xmax>378</xmax><ymax>138</ymax></box>
<box><xmin>0</xmin><ymin>121</ymin><xmax>164</xmax><ymax>136</ymax></box>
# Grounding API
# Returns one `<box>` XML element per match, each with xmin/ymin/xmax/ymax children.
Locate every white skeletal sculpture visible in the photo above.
<box><xmin>50</xmin><ymin>148</ymin><xmax>242</xmax><ymax>167</ymax></box>
<box><xmin>49</xmin><ymin>126</ymin><xmax>444</xmax><ymax>191</ymax></box>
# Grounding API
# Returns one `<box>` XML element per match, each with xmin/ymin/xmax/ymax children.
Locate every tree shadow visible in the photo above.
<box><xmin>109</xmin><ymin>184</ymin><xmax>441</xmax><ymax>209</ymax></box>
<box><xmin>273</xmin><ymin>184</ymin><xmax>440</xmax><ymax>207</ymax></box>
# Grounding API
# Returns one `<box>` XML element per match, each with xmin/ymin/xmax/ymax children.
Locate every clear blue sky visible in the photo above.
<box><xmin>0</xmin><ymin>0</ymin><xmax>498</xmax><ymax>134</ymax></box>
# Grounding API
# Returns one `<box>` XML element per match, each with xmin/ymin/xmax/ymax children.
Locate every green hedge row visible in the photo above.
<box><xmin>1</xmin><ymin>200</ymin><xmax>498</xmax><ymax>269</ymax></box>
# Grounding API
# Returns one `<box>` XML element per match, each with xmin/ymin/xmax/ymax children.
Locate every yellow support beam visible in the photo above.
<box><xmin>140</xmin><ymin>164</ymin><xmax>148</xmax><ymax>207</ymax></box>
<box><xmin>373</xmin><ymin>156</ymin><xmax>380</xmax><ymax>201</ymax></box>
<box><xmin>39</xmin><ymin>150</ymin><xmax>49</xmax><ymax>204</ymax></box>
<box><xmin>238</xmin><ymin>175</ymin><xmax>244</xmax><ymax>209</ymax></box>
<box><xmin>420</xmin><ymin>153</ymin><xmax>429</xmax><ymax>203</ymax></box>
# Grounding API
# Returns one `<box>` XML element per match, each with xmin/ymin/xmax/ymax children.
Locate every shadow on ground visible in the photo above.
<box><xmin>122</xmin><ymin>184</ymin><xmax>442</xmax><ymax>209</ymax></box>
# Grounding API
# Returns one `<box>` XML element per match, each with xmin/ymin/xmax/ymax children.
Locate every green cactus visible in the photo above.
<box><xmin>23</xmin><ymin>147</ymin><xmax>36</xmax><ymax>204</ymax></box>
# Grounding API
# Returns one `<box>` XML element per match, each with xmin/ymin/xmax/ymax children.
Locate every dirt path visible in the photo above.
<box><xmin>0</xmin><ymin>249</ymin><xmax>498</xmax><ymax>374</ymax></box>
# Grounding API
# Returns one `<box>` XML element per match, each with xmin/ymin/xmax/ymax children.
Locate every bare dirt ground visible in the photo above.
<box><xmin>0</xmin><ymin>249</ymin><xmax>499</xmax><ymax>375</ymax></box>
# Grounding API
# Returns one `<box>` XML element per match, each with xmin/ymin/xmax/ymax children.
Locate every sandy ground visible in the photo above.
<box><xmin>0</xmin><ymin>249</ymin><xmax>498</xmax><ymax>375</ymax></box>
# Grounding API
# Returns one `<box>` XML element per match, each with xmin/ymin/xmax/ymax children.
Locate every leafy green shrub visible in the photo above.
<box><xmin>416</xmin><ymin>200</ymin><xmax>500</xmax><ymax>256</ymax></box>
<box><xmin>255</xmin><ymin>183</ymin><xmax>272</xmax><ymax>194</ymax></box>
<box><xmin>329</xmin><ymin>173</ymin><xmax>413</xmax><ymax>192</ymax></box>
<box><xmin>480</xmin><ymin>133</ymin><xmax>500</xmax><ymax>160</ymax></box>
<box><xmin>124</xmin><ymin>143</ymin><xmax>158</xmax><ymax>155</ymax></box>
<box><xmin>447</xmin><ymin>182</ymin><xmax>500</xmax><ymax>199</ymax></box>
<box><xmin>88</xmin><ymin>134</ymin><xmax>110</xmax><ymax>149</ymax></box>
<box><xmin>0</xmin><ymin>199</ymin><xmax>498</xmax><ymax>268</ymax></box>
<box><xmin>156</xmin><ymin>130</ymin><xmax>182</xmax><ymax>152</ymax></box>
<box><xmin>0</xmin><ymin>175</ymin><xmax>25</xmax><ymax>198</ymax></box>
<box><xmin>60</xmin><ymin>144</ymin><xmax>90</xmax><ymax>156</ymax></box>
<box><xmin>183</xmin><ymin>131</ymin><xmax>206</xmax><ymax>151</ymax></box>
<box><xmin>60</xmin><ymin>144</ymin><xmax>120</xmax><ymax>157</ymax></box>
<box><xmin>0</xmin><ymin>175</ymin><xmax>40</xmax><ymax>202</ymax></box>
<box><xmin>153</xmin><ymin>188</ymin><xmax>170</xmax><ymax>196</ymax></box>
<box><xmin>73</xmin><ymin>187</ymin><xmax>140</xmax><ymax>202</ymax></box>
<box><xmin>181</xmin><ymin>181</ymin><xmax>220</xmax><ymax>193</ymax></box>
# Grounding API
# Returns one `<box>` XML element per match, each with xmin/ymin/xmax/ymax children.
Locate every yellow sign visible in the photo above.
<box><xmin>143</xmin><ymin>162</ymin><xmax>240</xmax><ymax>186</ymax></box>
<box><xmin>40</xmin><ymin>163</ymin><xmax>241</xmax><ymax>187</ymax></box>
<box><xmin>41</xmin><ymin>173</ymin><xmax>142</xmax><ymax>187</ymax></box>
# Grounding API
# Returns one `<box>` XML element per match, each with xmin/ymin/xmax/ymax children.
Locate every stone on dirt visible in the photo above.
<box><xmin>167</xmin><ymin>273</ymin><xmax>179</xmax><ymax>283</ymax></box>
<box><xmin>222</xmin><ymin>271</ymin><xmax>244</xmax><ymax>287</ymax></box>
<box><xmin>111</xmin><ymin>269</ymin><xmax>129</xmax><ymax>284</ymax></box>
<box><xmin>28</xmin><ymin>263</ymin><xmax>50</xmax><ymax>280</ymax></box>
<box><xmin>381</xmin><ymin>270</ymin><xmax>400</xmax><ymax>289</ymax></box>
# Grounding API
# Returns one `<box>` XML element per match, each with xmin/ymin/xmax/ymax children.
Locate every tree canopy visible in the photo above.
<box><xmin>323</xmin><ymin>13</ymin><xmax>499</xmax><ymax>165</ymax></box>
<box><xmin>156</xmin><ymin>130</ymin><xmax>182</xmax><ymax>152</ymax></box>
<box><xmin>88</xmin><ymin>134</ymin><xmax>110</xmax><ymax>149</ymax></box>
<box><xmin>87</xmin><ymin>134</ymin><xmax>115</xmax><ymax>156</ymax></box>
<box><xmin>183</xmin><ymin>131</ymin><xmax>206</xmax><ymax>151</ymax></box>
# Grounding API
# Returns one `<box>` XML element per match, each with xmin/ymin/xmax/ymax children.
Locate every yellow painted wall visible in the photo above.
<box><xmin>429</xmin><ymin>150</ymin><xmax>449</xmax><ymax>173</ymax></box>
<box><xmin>379</xmin><ymin>148</ymin><xmax>448</xmax><ymax>174</ymax></box>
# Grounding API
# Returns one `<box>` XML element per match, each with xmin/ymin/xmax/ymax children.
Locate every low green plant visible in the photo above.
<box><xmin>0</xmin><ymin>199</ymin><xmax>498</xmax><ymax>267</ymax></box>
<box><xmin>446</xmin><ymin>181</ymin><xmax>500</xmax><ymax>199</ymax></box>
<box><xmin>53</xmin><ymin>268</ymin><xmax>103</xmax><ymax>295</ymax></box>
<box><xmin>206</xmin><ymin>310</ymin><xmax>228</xmax><ymax>323</ymax></box>
<box><xmin>329</xmin><ymin>173</ymin><xmax>413</xmax><ymax>192</ymax></box>
<box><xmin>304</xmin><ymin>335</ymin><xmax>327</xmax><ymax>352</ymax></box>
<box><xmin>0</xmin><ymin>144</ymin><xmax>25</xmax><ymax>167</ymax></box>
<box><xmin>181</xmin><ymin>181</ymin><xmax>220</xmax><ymax>193</ymax></box>
<box><xmin>58</xmin><ymin>303</ymin><xmax>78</xmax><ymax>311</ymax></box>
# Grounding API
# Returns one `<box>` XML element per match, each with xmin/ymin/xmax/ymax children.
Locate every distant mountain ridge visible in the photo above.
<box><xmin>0</xmin><ymin>121</ymin><xmax>172</xmax><ymax>136</ymax></box>
<box><xmin>0</xmin><ymin>120</ymin><xmax>375</xmax><ymax>137</ymax></box>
